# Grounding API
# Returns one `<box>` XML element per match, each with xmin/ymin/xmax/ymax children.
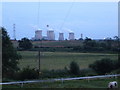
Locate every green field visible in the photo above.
<box><xmin>18</xmin><ymin>51</ymin><xmax>118</xmax><ymax>70</ymax></box>
<box><xmin>3</xmin><ymin>51</ymin><xmax>119</xmax><ymax>88</ymax></box>
<box><xmin>2</xmin><ymin>77</ymin><xmax>120</xmax><ymax>88</ymax></box>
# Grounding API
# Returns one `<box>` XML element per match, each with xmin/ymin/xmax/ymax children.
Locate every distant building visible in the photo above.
<box><xmin>32</xmin><ymin>28</ymin><xmax>77</xmax><ymax>41</ymax></box>
<box><xmin>59</xmin><ymin>33</ymin><xmax>64</xmax><ymax>40</ymax></box>
<box><xmin>47</xmin><ymin>30</ymin><xmax>55</xmax><ymax>40</ymax></box>
<box><xmin>69</xmin><ymin>32</ymin><xmax>74</xmax><ymax>40</ymax></box>
<box><xmin>35</xmin><ymin>29</ymin><xmax>42</xmax><ymax>40</ymax></box>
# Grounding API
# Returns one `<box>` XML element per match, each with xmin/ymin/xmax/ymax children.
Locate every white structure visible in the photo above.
<box><xmin>47</xmin><ymin>30</ymin><xmax>55</xmax><ymax>40</ymax></box>
<box><xmin>59</xmin><ymin>33</ymin><xmax>64</xmax><ymax>40</ymax></box>
<box><xmin>69</xmin><ymin>32</ymin><xmax>74</xmax><ymax>40</ymax></box>
<box><xmin>108</xmin><ymin>81</ymin><xmax>118</xmax><ymax>88</ymax></box>
<box><xmin>35</xmin><ymin>30</ymin><xmax>42</xmax><ymax>40</ymax></box>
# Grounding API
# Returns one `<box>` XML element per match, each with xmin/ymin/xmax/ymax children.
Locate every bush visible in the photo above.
<box><xmin>69</xmin><ymin>61</ymin><xmax>80</xmax><ymax>75</ymax></box>
<box><xmin>80</xmin><ymin>68</ymin><xmax>97</xmax><ymax>76</ymax></box>
<box><xmin>40</xmin><ymin>69</ymin><xmax>70</xmax><ymax>78</ymax></box>
<box><xmin>112</xmin><ymin>69</ymin><xmax>120</xmax><ymax>74</ymax></box>
<box><xmin>116</xmin><ymin>59</ymin><xmax>120</xmax><ymax>69</ymax></box>
<box><xmin>89</xmin><ymin>58</ymin><xmax>116</xmax><ymax>75</ymax></box>
<box><xmin>17</xmin><ymin>66</ymin><xmax>39</xmax><ymax>80</ymax></box>
<box><xmin>18</xmin><ymin>38</ymin><xmax>33</xmax><ymax>50</ymax></box>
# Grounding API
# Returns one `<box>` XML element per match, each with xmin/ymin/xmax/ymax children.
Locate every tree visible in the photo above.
<box><xmin>113</xmin><ymin>36</ymin><xmax>120</xmax><ymax>69</ymax></box>
<box><xmin>113</xmin><ymin>36</ymin><xmax>119</xmax><ymax>41</ymax></box>
<box><xmin>117</xmin><ymin>38</ymin><xmax>120</xmax><ymax>69</ymax></box>
<box><xmin>69</xmin><ymin>61</ymin><xmax>80</xmax><ymax>75</ymax></box>
<box><xmin>18</xmin><ymin>38</ymin><xmax>33</xmax><ymax>50</ymax></box>
<box><xmin>83</xmin><ymin>37</ymin><xmax>97</xmax><ymax>51</ymax></box>
<box><xmin>104</xmin><ymin>37</ymin><xmax>113</xmax><ymax>50</ymax></box>
<box><xmin>2</xmin><ymin>27</ymin><xmax>21</xmax><ymax>78</ymax></box>
<box><xmin>89</xmin><ymin>58</ymin><xmax>116</xmax><ymax>75</ymax></box>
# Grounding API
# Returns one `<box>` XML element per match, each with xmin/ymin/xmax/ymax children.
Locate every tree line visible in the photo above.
<box><xmin>17</xmin><ymin>37</ymin><xmax>119</xmax><ymax>53</ymax></box>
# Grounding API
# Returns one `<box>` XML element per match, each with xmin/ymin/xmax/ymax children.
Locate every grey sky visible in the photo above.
<box><xmin>2</xmin><ymin>2</ymin><xmax>118</xmax><ymax>40</ymax></box>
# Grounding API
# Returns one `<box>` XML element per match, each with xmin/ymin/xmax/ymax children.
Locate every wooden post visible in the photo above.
<box><xmin>38</xmin><ymin>50</ymin><xmax>40</xmax><ymax>75</ymax></box>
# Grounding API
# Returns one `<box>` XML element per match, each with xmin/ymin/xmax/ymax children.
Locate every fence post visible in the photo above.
<box><xmin>87</xmin><ymin>78</ymin><xmax>90</xmax><ymax>82</ymax></box>
<box><xmin>20</xmin><ymin>83</ymin><xmax>24</xmax><ymax>88</ymax></box>
<box><xmin>61</xmin><ymin>78</ymin><xmax>63</xmax><ymax>85</ymax></box>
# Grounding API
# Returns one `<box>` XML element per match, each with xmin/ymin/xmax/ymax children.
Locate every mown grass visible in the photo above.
<box><xmin>2</xmin><ymin>77</ymin><xmax>120</xmax><ymax>88</ymax></box>
<box><xmin>18</xmin><ymin>51</ymin><xmax>118</xmax><ymax>70</ymax></box>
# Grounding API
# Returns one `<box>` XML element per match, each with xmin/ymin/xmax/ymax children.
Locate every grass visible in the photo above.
<box><xmin>3</xmin><ymin>51</ymin><xmax>119</xmax><ymax>88</ymax></box>
<box><xmin>18</xmin><ymin>51</ymin><xmax>118</xmax><ymax>70</ymax></box>
<box><xmin>2</xmin><ymin>77</ymin><xmax>120</xmax><ymax>88</ymax></box>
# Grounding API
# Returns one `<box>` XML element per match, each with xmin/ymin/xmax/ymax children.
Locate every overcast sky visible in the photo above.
<box><xmin>2</xmin><ymin>2</ymin><xmax>118</xmax><ymax>40</ymax></box>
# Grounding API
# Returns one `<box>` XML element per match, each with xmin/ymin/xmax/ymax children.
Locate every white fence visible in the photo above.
<box><xmin>0</xmin><ymin>74</ymin><xmax>120</xmax><ymax>85</ymax></box>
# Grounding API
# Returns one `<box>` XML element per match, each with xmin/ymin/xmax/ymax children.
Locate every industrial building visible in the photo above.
<box><xmin>59</xmin><ymin>33</ymin><xmax>64</xmax><ymax>40</ymax></box>
<box><xmin>33</xmin><ymin>29</ymin><xmax>55</xmax><ymax>40</ymax></box>
<box><xmin>47</xmin><ymin>30</ymin><xmax>55</xmax><ymax>40</ymax></box>
<box><xmin>32</xmin><ymin>28</ymin><xmax>76</xmax><ymax>41</ymax></box>
<box><xmin>69</xmin><ymin>32</ymin><xmax>75</xmax><ymax>40</ymax></box>
<box><xmin>35</xmin><ymin>29</ymin><xmax>42</xmax><ymax>40</ymax></box>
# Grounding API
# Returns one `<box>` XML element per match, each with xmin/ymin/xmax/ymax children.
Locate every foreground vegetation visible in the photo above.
<box><xmin>9</xmin><ymin>51</ymin><xmax>117</xmax><ymax>80</ymax></box>
<box><xmin>2</xmin><ymin>77</ymin><xmax>120</xmax><ymax>88</ymax></box>
<box><xmin>2</xmin><ymin>27</ymin><xmax>119</xmax><ymax>89</ymax></box>
<box><xmin>18</xmin><ymin>51</ymin><xmax>118</xmax><ymax>70</ymax></box>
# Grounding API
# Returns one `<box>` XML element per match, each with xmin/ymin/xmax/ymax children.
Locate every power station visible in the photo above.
<box><xmin>12</xmin><ymin>24</ymin><xmax>84</xmax><ymax>41</ymax></box>
<box><xmin>69</xmin><ymin>32</ymin><xmax>75</xmax><ymax>40</ymax></box>
<box><xmin>35</xmin><ymin>29</ymin><xmax>42</xmax><ymax>40</ymax></box>
<box><xmin>32</xmin><ymin>27</ymin><xmax>77</xmax><ymax>40</ymax></box>
<box><xmin>59</xmin><ymin>33</ymin><xmax>64</xmax><ymax>41</ymax></box>
<box><xmin>47</xmin><ymin>29</ymin><xmax>55</xmax><ymax>40</ymax></box>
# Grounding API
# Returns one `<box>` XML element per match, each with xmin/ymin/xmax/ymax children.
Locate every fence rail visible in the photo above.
<box><xmin>0</xmin><ymin>74</ymin><xmax>120</xmax><ymax>85</ymax></box>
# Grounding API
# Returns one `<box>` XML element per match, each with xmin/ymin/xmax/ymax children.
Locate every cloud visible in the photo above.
<box><xmin>63</xmin><ymin>27</ymin><xmax>73</xmax><ymax>32</ymax></box>
<box><xmin>29</xmin><ymin>24</ymin><xmax>42</xmax><ymax>30</ymax></box>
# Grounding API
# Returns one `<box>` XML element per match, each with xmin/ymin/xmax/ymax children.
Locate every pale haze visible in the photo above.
<box><xmin>2</xmin><ymin>2</ymin><xmax>118</xmax><ymax>40</ymax></box>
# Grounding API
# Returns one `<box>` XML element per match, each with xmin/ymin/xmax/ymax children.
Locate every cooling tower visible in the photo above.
<box><xmin>69</xmin><ymin>32</ymin><xmax>74</xmax><ymax>40</ymax></box>
<box><xmin>47</xmin><ymin>30</ymin><xmax>55</xmax><ymax>40</ymax></box>
<box><xmin>59</xmin><ymin>33</ymin><xmax>64</xmax><ymax>40</ymax></box>
<box><xmin>35</xmin><ymin>29</ymin><xmax>42</xmax><ymax>40</ymax></box>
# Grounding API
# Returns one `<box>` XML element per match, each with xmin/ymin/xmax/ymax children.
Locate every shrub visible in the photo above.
<box><xmin>18</xmin><ymin>66</ymin><xmax>39</xmax><ymax>80</ymax></box>
<box><xmin>80</xmin><ymin>68</ymin><xmax>97</xmax><ymax>76</ymax></box>
<box><xmin>89</xmin><ymin>58</ymin><xmax>116</xmax><ymax>75</ymax></box>
<box><xmin>40</xmin><ymin>69</ymin><xmax>70</xmax><ymax>78</ymax></box>
<box><xmin>69</xmin><ymin>61</ymin><xmax>80</xmax><ymax>75</ymax></box>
